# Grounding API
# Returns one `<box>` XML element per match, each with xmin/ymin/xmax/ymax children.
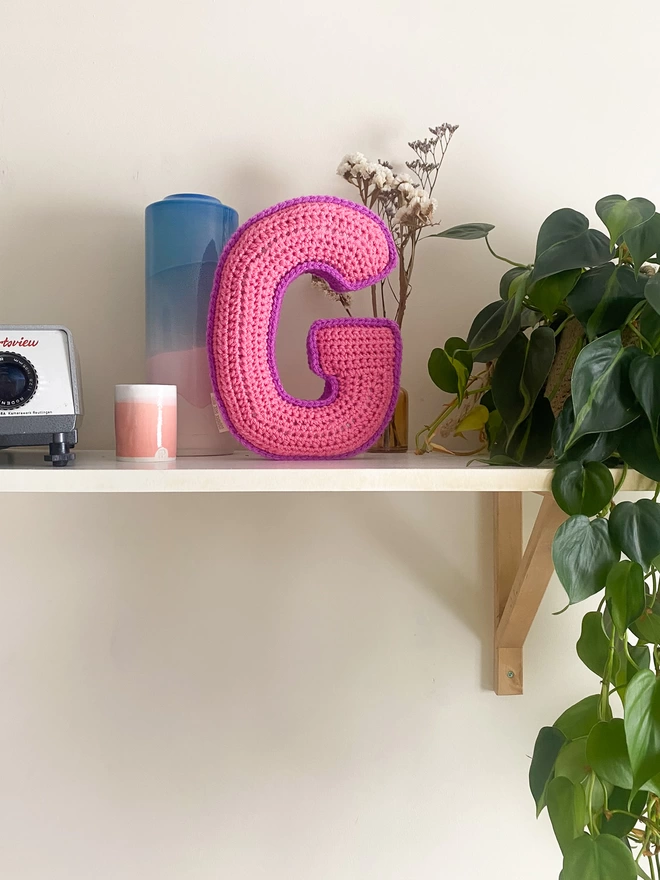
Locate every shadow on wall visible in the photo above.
<box><xmin>373</xmin><ymin>491</ymin><xmax>494</xmax><ymax>687</ymax></box>
<box><xmin>0</xmin><ymin>205</ymin><xmax>145</xmax><ymax>448</ymax></box>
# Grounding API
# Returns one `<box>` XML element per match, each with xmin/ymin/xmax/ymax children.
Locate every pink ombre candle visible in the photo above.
<box><xmin>115</xmin><ymin>384</ymin><xmax>177</xmax><ymax>462</ymax></box>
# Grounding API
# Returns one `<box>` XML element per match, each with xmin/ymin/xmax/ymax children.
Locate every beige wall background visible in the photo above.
<box><xmin>0</xmin><ymin>1</ymin><xmax>655</xmax><ymax>877</ymax></box>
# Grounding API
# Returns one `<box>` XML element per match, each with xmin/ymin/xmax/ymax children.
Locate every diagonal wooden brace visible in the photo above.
<box><xmin>493</xmin><ymin>493</ymin><xmax>567</xmax><ymax>695</ymax></box>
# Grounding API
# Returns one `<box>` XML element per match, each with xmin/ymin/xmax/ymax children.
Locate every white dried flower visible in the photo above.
<box><xmin>372</xmin><ymin>166</ymin><xmax>396</xmax><ymax>190</ymax></box>
<box><xmin>393</xmin><ymin>194</ymin><xmax>437</xmax><ymax>227</ymax></box>
<box><xmin>336</xmin><ymin>152</ymin><xmax>367</xmax><ymax>177</ymax></box>
<box><xmin>396</xmin><ymin>180</ymin><xmax>415</xmax><ymax>197</ymax></box>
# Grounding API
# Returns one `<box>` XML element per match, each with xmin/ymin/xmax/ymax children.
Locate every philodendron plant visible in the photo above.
<box><xmin>421</xmin><ymin>196</ymin><xmax>660</xmax><ymax>879</ymax></box>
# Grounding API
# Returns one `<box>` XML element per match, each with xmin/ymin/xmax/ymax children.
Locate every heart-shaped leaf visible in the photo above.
<box><xmin>644</xmin><ymin>274</ymin><xmax>660</xmax><ymax>316</ymax></box>
<box><xmin>552</xmin><ymin>460</ymin><xmax>614</xmax><ymax>516</ymax></box>
<box><xmin>587</xmin><ymin>718</ymin><xmax>632</xmax><ymax>788</ymax></box>
<box><xmin>605</xmin><ymin>561</ymin><xmax>646</xmax><ymax>637</ymax></box>
<box><xmin>629</xmin><ymin>353</ymin><xmax>660</xmax><ymax>451</ymax></box>
<box><xmin>560</xmin><ymin>834</ymin><xmax>636</xmax><ymax>880</ymax></box>
<box><xmin>566</xmin><ymin>332</ymin><xmax>642</xmax><ymax>449</ymax></box>
<box><xmin>555</xmin><ymin>694</ymin><xmax>607</xmax><ymax>740</ymax></box>
<box><xmin>554</xmin><ymin>399</ymin><xmax>622</xmax><ymax>463</ymax></box>
<box><xmin>528</xmin><ymin>269</ymin><xmax>581</xmax><ymax>319</ymax></box>
<box><xmin>609</xmin><ymin>499</ymin><xmax>660</xmax><ymax>571</ymax></box>
<box><xmin>428</xmin><ymin>348</ymin><xmax>459</xmax><ymax>393</ymax></box>
<box><xmin>553</xmin><ymin>517</ymin><xmax>619</xmax><ymax>604</ymax></box>
<box><xmin>547</xmin><ymin>776</ymin><xmax>587</xmax><ymax>855</ymax></box>
<box><xmin>499</xmin><ymin>266</ymin><xmax>528</xmax><ymax>300</ymax></box>
<box><xmin>576</xmin><ymin>611</ymin><xmax>611</xmax><ymax>675</ymax></box>
<box><xmin>529</xmin><ymin>726</ymin><xmax>566</xmax><ymax>811</ymax></box>
<box><xmin>567</xmin><ymin>264</ymin><xmax>646</xmax><ymax>340</ymax></box>
<box><xmin>430</xmin><ymin>222</ymin><xmax>495</xmax><ymax>240</ymax></box>
<box><xmin>624</xmin><ymin>213</ymin><xmax>660</xmax><ymax>276</ymax></box>
<box><xmin>536</xmin><ymin>208</ymin><xmax>589</xmax><ymax>258</ymax></box>
<box><xmin>555</xmin><ymin>738</ymin><xmax>590</xmax><ymax>785</ymax></box>
<box><xmin>624</xmin><ymin>668</ymin><xmax>660</xmax><ymax>795</ymax></box>
<box><xmin>454</xmin><ymin>404</ymin><xmax>489</xmax><ymax>435</ymax></box>
<box><xmin>445</xmin><ymin>337</ymin><xmax>473</xmax><ymax>371</ymax></box>
<box><xmin>532</xmin><ymin>208</ymin><xmax>612</xmax><ymax>282</ymax></box>
<box><xmin>619</xmin><ymin>416</ymin><xmax>660</xmax><ymax>481</ymax></box>
<box><xmin>631</xmin><ymin>604</ymin><xmax>660</xmax><ymax>644</ymax></box>
<box><xmin>491</xmin><ymin>328</ymin><xmax>555</xmax><ymax>441</ymax></box>
<box><xmin>466</xmin><ymin>300</ymin><xmax>523</xmax><ymax>363</ymax></box>
<box><xmin>596</xmin><ymin>195</ymin><xmax>656</xmax><ymax>250</ymax></box>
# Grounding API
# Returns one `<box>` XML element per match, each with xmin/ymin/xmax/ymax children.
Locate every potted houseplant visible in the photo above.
<box><xmin>421</xmin><ymin>195</ymin><xmax>660</xmax><ymax>880</ymax></box>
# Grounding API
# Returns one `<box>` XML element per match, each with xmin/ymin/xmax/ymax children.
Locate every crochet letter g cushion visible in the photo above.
<box><xmin>207</xmin><ymin>196</ymin><xmax>402</xmax><ymax>459</ymax></box>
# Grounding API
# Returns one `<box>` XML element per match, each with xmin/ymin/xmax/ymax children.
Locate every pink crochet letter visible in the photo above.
<box><xmin>207</xmin><ymin>196</ymin><xmax>401</xmax><ymax>459</ymax></box>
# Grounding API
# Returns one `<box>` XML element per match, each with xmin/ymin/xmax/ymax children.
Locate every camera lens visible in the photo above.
<box><xmin>0</xmin><ymin>352</ymin><xmax>37</xmax><ymax>409</ymax></box>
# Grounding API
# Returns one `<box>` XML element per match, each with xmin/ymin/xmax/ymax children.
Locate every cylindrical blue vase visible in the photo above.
<box><xmin>145</xmin><ymin>193</ymin><xmax>238</xmax><ymax>455</ymax></box>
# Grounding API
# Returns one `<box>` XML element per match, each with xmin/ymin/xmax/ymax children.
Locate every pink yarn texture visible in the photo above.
<box><xmin>207</xmin><ymin>195</ymin><xmax>401</xmax><ymax>460</ymax></box>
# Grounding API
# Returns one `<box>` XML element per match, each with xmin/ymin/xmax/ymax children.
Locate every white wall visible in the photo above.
<box><xmin>0</xmin><ymin>1</ymin><xmax>655</xmax><ymax>877</ymax></box>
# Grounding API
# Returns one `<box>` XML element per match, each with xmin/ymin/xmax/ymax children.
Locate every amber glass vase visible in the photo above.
<box><xmin>369</xmin><ymin>387</ymin><xmax>409</xmax><ymax>453</ymax></box>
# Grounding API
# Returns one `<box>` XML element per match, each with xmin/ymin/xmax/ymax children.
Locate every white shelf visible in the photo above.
<box><xmin>0</xmin><ymin>449</ymin><xmax>653</xmax><ymax>493</ymax></box>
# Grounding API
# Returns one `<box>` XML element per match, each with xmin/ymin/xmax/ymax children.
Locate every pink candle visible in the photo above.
<box><xmin>115</xmin><ymin>384</ymin><xmax>177</xmax><ymax>461</ymax></box>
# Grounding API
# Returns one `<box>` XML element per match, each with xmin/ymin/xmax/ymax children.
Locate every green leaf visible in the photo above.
<box><xmin>491</xmin><ymin>328</ymin><xmax>555</xmax><ymax>441</ymax></box>
<box><xmin>527</xmin><ymin>269</ymin><xmax>581</xmax><ymax>320</ymax></box>
<box><xmin>428</xmin><ymin>346</ymin><xmax>470</xmax><ymax>400</ymax></box>
<box><xmin>485</xmin><ymin>408</ymin><xmax>503</xmax><ymax>446</ymax></box>
<box><xmin>630</xmin><ymin>353</ymin><xmax>660</xmax><ymax>453</ymax></box>
<box><xmin>566</xmin><ymin>332</ymin><xmax>642</xmax><ymax>449</ymax></box>
<box><xmin>466</xmin><ymin>300</ymin><xmax>523</xmax><ymax>363</ymax></box>
<box><xmin>587</xmin><ymin>719</ymin><xmax>632</xmax><ymax>789</ymax></box>
<box><xmin>624</xmin><ymin>213</ymin><xmax>660</xmax><ymax>276</ymax></box>
<box><xmin>619</xmin><ymin>416</ymin><xmax>660</xmax><ymax>481</ymax></box>
<box><xmin>454</xmin><ymin>404</ymin><xmax>489</xmax><ymax>435</ymax></box>
<box><xmin>555</xmin><ymin>738</ymin><xmax>590</xmax><ymax>785</ymax></box>
<box><xmin>576</xmin><ymin>611</ymin><xmax>611</xmax><ymax>675</ymax></box>
<box><xmin>560</xmin><ymin>829</ymin><xmax>636</xmax><ymax>880</ymax></box>
<box><xmin>553</xmin><ymin>519</ymin><xmax>619</xmax><ymax>604</ymax></box>
<box><xmin>554</xmin><ymin>398</ymin><xmax>621</xmax><ymax>463</ymax></box>
<box><xmin>532</xmin><ymin>208</ymin><xmax>612</xmax><ymax>282</ymax></box>
<box><xmin>567</xmin><ymin>264</ymin><xmax>646</xmax><ymax>341</ymax></box>
<box><xmin>555</xmin><ymin>695</ymin><xmax>607</xmax><ymax>740</ymax></box>
<box><xmin>428</xmin><ymin>348</ymin><xmax>458</xmax><ymax>393</ymax></box>
<box><xmin>430</xmin><ymin>222</ymin><xmax>495</xmax><ymax>240</ymax></box>
<box><xmin>536</xmin><ymin>208</ymin><xmax>589</xmax><ymax>258</ymax></box>
<box><xmin>497</xmin><ymin>393</ymin><xmax>554</xmax><ymax>466</ymax></box>
<box><xmin>547</xmin><ymin>777</ymin><xmax>586</xmax><ymax>855</ymax></box>
<box><xmin>644</xmin><ymin>274</ymin><xmax>660</xmax><ymax>317</ymax></box>
<box><xmin>605</xmin><ymin>561</ymin><xmax>646</xmax><ymax>637</ymax></box>
<box><xmin>445</xmin><ymin>337</ymin><xmax>473</xmax><ymax>371</ymax></box>
<box><xmin>624</xmin><ymin>668</ymin><xmax>660</xmax><ymax>795</ymax></box>
<box><xmin>640</xmin><ymin>303</ymin><xmax>660</xmax><ymax>353</ymax></box>
<box><xmin>609</xmin><ymin>499</ymin><xmax>660</xmax><ymax>571</ymax></box>
<box><xmin>499</xmin><ymin>266</ymin><xmax>528</xmax><ymax>300</ymax></box>
<box><xmin>529</xmin><ymin>726</ymin><xmax>567</xmax><ymax>811</ymax></box>
<box><xmin>596</xmin><ymin>195</ymin><xmax>656</xmax><ymax>250</ymax></box>
<box><xmin>552</xmin><ymin>460</ymin><xmax>614</xmax><ymax>516</ymax></box>
<box><xmin>631</xmin><ymin>604</ymin><xmax>660</xmax><ymax>644</ymax></box>
<box><xmin>600</xmin><ymin>787</ymin><xmax>647</xmax><ymax>838</ymax></box>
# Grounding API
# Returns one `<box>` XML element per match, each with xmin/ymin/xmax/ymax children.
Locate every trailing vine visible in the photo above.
<box><xmin>421</xmin><ymin>196</ymin><xmax>660</xmax><ymax>879</ymax></box>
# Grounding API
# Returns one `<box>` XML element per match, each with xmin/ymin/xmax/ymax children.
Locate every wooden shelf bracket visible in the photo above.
<box><xmin>493</xmin><ymin>493</ymin><xmax>567</xmax><ymax>695</ymax></box>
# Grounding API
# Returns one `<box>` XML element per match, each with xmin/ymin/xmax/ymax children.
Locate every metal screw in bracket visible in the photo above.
<box><xmin>507</xmin><ymin>670</ymin><xmax>515</xmax><ymax>679</ymax></box>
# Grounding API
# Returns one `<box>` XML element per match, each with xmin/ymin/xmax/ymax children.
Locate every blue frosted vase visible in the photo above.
<box><xmin>145</xmin><ymin>193</ymin><xmax>238</xmax><ymax>455</ymax></box>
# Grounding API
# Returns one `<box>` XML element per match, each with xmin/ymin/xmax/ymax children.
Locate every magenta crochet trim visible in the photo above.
<box><xmin>207</xmin><ymin>195</ymin><xmax>402</xmax><ymax>460</ymax></box>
